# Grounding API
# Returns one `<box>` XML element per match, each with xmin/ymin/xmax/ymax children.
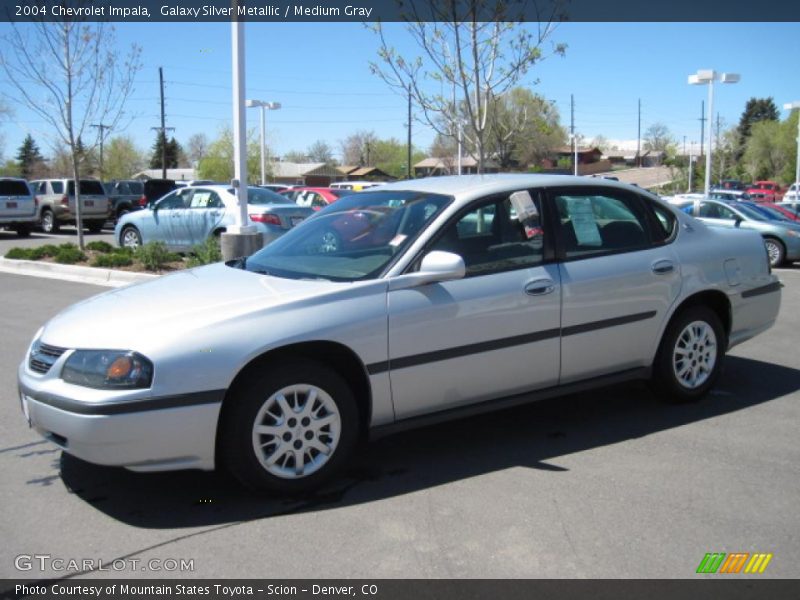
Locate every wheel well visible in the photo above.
<box><xmin>217</xmin><ymin>341</ymin><xmax>373</xmax><ymax>447</ymax></box>
<box><xmin>763</xmin><ymin>235</ymin><xmax>784</xmax><ymax>247</ymax></box>
<box><xmin>670</xmin><ymin>290</ymin><xmax>732</xmax><ymax>339</ymax></box>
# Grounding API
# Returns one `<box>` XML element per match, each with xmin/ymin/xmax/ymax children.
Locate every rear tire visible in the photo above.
<box><xmin>652</xmin><ymin>306</ymin><xmax>726</xmax><ymax>404</ymax></box>
<box><xmin>86</xmin><ymin>220</ymin><xmax>104</xmax><ymax>233</ymax></box>
<box><xmin>13</xmin><ymin>224</ymin><xmax>32</xmax><ymax>237</ymax></box>
<box><xmin>40</xmin><ymin>209</ymin><xmax>59</xmax><ymax>234</ymax></box>
<box><xmin>220</xmin><ymin>359</ymin><xmax>360</xmax><ymax>494</ymax></box>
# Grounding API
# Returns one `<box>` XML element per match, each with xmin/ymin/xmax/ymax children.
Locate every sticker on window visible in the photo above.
<box><xmin>569</xmin><ymin>199</ymin><xmax>602</xmax><ymax>246</ymax></box>
<box><xmin>389</xmin><ymin>234</ymin><xmax>407</xmax><ymax>247</ymax></box>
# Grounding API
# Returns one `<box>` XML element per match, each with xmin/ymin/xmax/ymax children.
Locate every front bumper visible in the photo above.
<box><xmin>18</xmin><ymin>361</ymin><xmax>223</xmax><ymax>472</ymax></box>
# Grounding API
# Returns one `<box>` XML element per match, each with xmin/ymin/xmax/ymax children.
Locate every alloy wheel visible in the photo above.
<box><xmin>672</xmin><ymin>320</ymin><xmax>718</xmax><ymax>389</ymax></box>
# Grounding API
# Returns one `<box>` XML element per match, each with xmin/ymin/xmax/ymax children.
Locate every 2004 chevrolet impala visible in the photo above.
<box><xmin>18</xmin><ymin>175</ymin><xmax>781</xmax><ymax>492</ymax></box>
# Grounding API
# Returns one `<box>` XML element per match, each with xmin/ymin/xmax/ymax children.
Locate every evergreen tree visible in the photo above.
<box><xmin>736</xmin><ymin>98</ymin><xmax>780</xmax><ymax>161</ymax></box>
<box><xmin>149</xmin><ymin>132</ymin><xmax>182</xmax><ymax>170</ymax></box>
<box><xmin>15</xmin><ymin>134</ymin><xmax>45</xmax><ymax>179</ymax></box>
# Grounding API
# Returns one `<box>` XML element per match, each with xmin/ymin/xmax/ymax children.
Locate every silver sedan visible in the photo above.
<box><xmin>113</xmin><ymin>185</ymin><xmax>313</xmax><ymax>251</ymax></box>
<box><xmin>19</xmin><ymin>175</ymin><xmax>781</xmax><ymax>493</ymax></box>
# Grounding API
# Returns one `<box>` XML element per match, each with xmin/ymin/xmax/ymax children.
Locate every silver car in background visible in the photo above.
<box><xmin>679</xmin><ymin>198</ymin><xmax>800</xmax><ymax>267</ymax></box>
<box><xmin>0</xmin><ymin>177</ymin><xmax>38</xmax><ymax>236</ymax></box>
<box><xmin>18</xmin><ymin>175</ymin><xmax>781</xmax><ymax>493</ymax></box>
<box><xmin>113</xmin><ymin>185</ymin><xmax>314</xmax><ymax>251</ymax></box>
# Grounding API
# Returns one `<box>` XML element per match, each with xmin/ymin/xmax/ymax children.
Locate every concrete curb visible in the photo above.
<box><xmin>0</xmin><ymin>257</ymin><xmax>160</xmax><ymax>287</ymax></box>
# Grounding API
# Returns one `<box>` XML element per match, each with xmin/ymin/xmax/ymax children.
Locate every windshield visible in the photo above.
<box><xmin>734</xmin><ymin>203</ymin><xmax>768</xmax><ymax>221</ymax></box>
<box><xmin>243</xmin><ymin>190</ymin><xmax>451</xmax><ymax>281</ymax></box>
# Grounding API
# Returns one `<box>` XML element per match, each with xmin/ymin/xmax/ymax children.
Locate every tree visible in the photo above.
<box><xmin>370</xmin><ymin>138</ymin><xmax>425</xmax><ymax>178</ymax></box>
<box><xmin>742</xmin><ymin>113</ymin><xmax>797</xmax><ymax>184</ymax></box>
<box><xmin>307</xmin><ymin>140</ymin><xmax>336</xmax><ymax>164</ymax></box>
<box><xmin>15</xmin><ymin>134</ymin><xmax>46</xmax><ymax>179</ymax></box>
<box><xmin>483</xmin><ymin>88</ymin><xmax>565</xmax><ymax>169</ymax></box>
<box><xmin>1</xmin><ymin>21</ymin><xmax>141</xmax><ymax>248</ymax></box>
<box><xmin>282</xmin><ymin>150</ymin><xmax>310</xmax><ymax>163</ymax></box>
<box><xmin>186</xmin><ymin>133</ymin><xmax>209</xmax><ymax>166</ymax></box>
<box><xmin>104</xmin><ymin>136</ymin><xmax>146</xmax><ymax>180</ymax></box>
<box><xmin>196</xmin><ymin>126</ymin><xmax>265</xmax><ymax>183</ymax></box>
<box><xmin>370</xmin><ymin>1</ymin><xmax>565</xmax><ymax>172</ymax></box>
<box><xmin>736</xmin><ymin>97</ymin><xmax>780</xmax><ymax>162</ymax></box>
<box><xmin>150</xmin><ymin>132</ymin><xmax>183</xmax><ymax>170</ymax></box>
<box><xmin>643</xmin><ymin>123</ymin><xmax>675</xmax><ymax>155</ymax></box>
<box><xmin>340</xmin><ymin>131</ymin><xmax>379</xmax><ymax>166</ymax></box>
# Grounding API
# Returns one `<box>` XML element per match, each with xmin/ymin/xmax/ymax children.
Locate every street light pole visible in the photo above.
<box><xmin>246</xmin><ymin>99</ymin><xmax>281</xmax><ymax>186</ymax></box>
<box><xmin>688</xmin><ymin>69</ymin><xmax>740</xmax><ymax>199</ymax></box>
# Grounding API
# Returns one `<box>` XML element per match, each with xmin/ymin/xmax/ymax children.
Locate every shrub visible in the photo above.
<box><xmin>187</xmin><ymin>236</ymin><xmax>223</xmax><ymax>268</ymax></box>
<box><xmin>4</xmin><ymin>247</ymin><xmax>34</xmax><ymax>260</ymax></box>
<box><xmin>135</xmin><ymin>241</ymin><xmax>181</xmax><ymax>271</ymax></box>
<box><xmin>86</xmin><ymin>240</ymin><xmax>114</xmax><ymax>253</ymax></box>
<box><xmin>92</xmin><ymin>253</ymin><xmax>133</xmax><ymax>268</ymax></box>
<box><xmin>54</xmin><ymin>247</ymin><xmax>87</xmax><ymax>264</ymax></box>
<box><xmin>33</xmin><ymin>244</ymin><xmax>62</xmax><ymax>258</ymax></box>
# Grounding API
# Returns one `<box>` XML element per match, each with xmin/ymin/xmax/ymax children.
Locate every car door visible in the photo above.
<box><xmin>695</xmin><ymin>201</ymin><xmax>742</xmax><ymax>228</ymax></box>
<box><xmin>185</xmin><ymin>188</ymin><xmax>225</xmax><ymax>246</ymax></box>
<box><xmin>150</xmin><ymin>189</ymin><xmax>192</xmax><ymax>249</ymax></box>
<box><xmin>387</xmin><ymin>191</ymin><xmax>561</xmax><ymax>420</ymax></box>
<box><xmin>549</xmin><ymin>187</ymin><xmax>682</xmax><ymax>383</ymax></box>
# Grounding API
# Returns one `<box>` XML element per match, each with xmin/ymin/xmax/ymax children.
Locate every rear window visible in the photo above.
<box><xmin>0</xmin><ymin>180</ymin><xmax>31</xmax><ymax>195</ymax></box>
<box><xmin>67</xmin><ymin>180</ymin><xmax>105</xmax><ymax>195</ymax></box>
<box><xmin>236</xmin><ymin>187</ymin><xmax>288</xmax><ymax>205</ymax></box>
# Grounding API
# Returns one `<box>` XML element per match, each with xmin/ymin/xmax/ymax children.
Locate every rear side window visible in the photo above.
<box><xmin>0</xmin><ymin>180</ymin><xmax>31</xmax><ymax>195</ymax></box>
<box><xmin>648</xmin><ymin>202</ymin><xmax>678</xmax><ymax>242</ymax></box>
<box><xmin>51</xmin><ymin>181</ymin><xmax>64</xmax><ymax>194</ymax></box>
<box><xmin>553</xmin><ymin>190</ymin><xmax>651</xmax><ymax>259</ymax></box>
<box><xmin>67</xmin><ymin>180</ymin><xmax>105</xmax><ymax>195</ymax></box>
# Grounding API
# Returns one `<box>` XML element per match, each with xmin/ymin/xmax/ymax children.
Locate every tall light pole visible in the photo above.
<box><xmin>784</xmin><ymin>101</ymin><xmax>800</xmax><ymax>197</ymax></box>
<box><xmin>246</xmin><ymin>99</ymin><xmax>281</xmax><ymax>185</ymax></box>
<box><xmin>688</xmin><ymin>69</ymin><xmax>740</xmax><ymax>199</ymax></box>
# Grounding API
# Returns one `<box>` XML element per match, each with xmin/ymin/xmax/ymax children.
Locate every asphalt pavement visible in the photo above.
<box><xmin>1</xmin><ymin>268</ymin><xmax>799</xmax><ymax>579</ymax></box>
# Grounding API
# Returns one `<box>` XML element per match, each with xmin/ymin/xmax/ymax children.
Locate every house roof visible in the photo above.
<box><xmin>131</xmin><ymin>168</ymin><xmax>197</xmax><ymax>181</ymax></box>
<box><xmin>270</xmin><ymin>162</ymin><xmax>343</xmax><ymax>178</ymax></box>
<box><xmin>555</xmin><ymin>146</ymin><xmax>603</xmax><ymax>155</ymax></box>
<box><xmin>414</xmin><ymin>156</ymin><xmax>488</xmax><ymax>169</ymax></box>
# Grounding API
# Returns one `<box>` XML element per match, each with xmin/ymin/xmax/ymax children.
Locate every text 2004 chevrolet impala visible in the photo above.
<box><xmin>18</xmin><ymin>175</ymin><xmax>781</xmax><ymax>492</ymax></box>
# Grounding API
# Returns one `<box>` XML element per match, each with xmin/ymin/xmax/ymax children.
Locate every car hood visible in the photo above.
<box><xmin>39</xmin><ymin>263</ymin><xmax>352</xmax><ymax>352</ymax></box>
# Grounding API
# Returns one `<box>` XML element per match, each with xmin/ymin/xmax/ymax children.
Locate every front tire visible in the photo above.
<box><xmin>220</xmin><ymin>360</ymin><xmax>359</xmax><ymax>494</ymax></box>
<box><xmin>652</xmin><ymin>306</ymin><xmax>726</xmax><ymax>403</ymax></box>
<box><xmin>86</xmin><ymin>220</ymin><xmax>104</xmax><ymax>233</ymax></box>
<box><xmin>764</xmin><ymin>237</ymin><xmax>785</xmax><ymax>268</ymax></box>
<box><xmin>13</xmin><ymin>224</ymin><xmax>32</xmax><ymax>237</ymax></box>
<box><xmin>120</xmin><ymin>226</ymin><xmax>142</xmax><ymax>249</ymax></box>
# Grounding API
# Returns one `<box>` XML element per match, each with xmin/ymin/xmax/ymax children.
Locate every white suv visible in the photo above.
<box><xmin>0</xmin><ymin>178</ymin><xmax>38</xmax><ymax>237</ymax></box>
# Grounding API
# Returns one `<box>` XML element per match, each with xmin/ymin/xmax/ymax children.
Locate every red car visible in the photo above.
<box><xmin>280</xmin><ymin>187</ymin><xmax>351</xmax><ymax>211</ymax></box>
<box><xmin>760</xmin><ymin>202</ymin><xmax>800</xmax><ymax>223</ymax></box>
<box><xmin>745</xmin><ymin>181</ymin><xmax>784</xmax><ymax>203</ymax></box>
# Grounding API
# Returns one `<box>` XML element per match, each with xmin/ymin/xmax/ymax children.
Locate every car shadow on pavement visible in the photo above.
<box><xmin>58</xmin><ymin>356</ymin><xmax>799</xmax><ymax>529</ymax></box>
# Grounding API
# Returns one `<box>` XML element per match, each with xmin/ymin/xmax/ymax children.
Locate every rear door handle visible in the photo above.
<box><xmin>524</xmin><ymin>278</ymin><xmax>555</xmax><ymax>296</ymax></box>
<box><xmin>652</xmin><ymin>260</ymin><xmax>674</xmax><ymax>274</ymax></box>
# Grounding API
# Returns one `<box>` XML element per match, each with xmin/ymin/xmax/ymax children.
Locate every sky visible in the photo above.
<box><xmin>1</xmin><ymin>21</ymin><xmax>799</xmax><ymax>164</ymax></box>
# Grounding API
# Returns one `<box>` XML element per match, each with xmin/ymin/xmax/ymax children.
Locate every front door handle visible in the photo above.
<box><xmin>652</xmin><ymin>260</ymin><xmax>674</xmax><ymax>274</ymax></box>
<box><xmin>524</xmin><ymin>278</ymin><xmax>555</xmax><ymax>296</ymax></box>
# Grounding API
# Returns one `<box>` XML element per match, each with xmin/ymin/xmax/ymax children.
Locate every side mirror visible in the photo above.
<box><xmin>734</xmin><ymin>216</ymin><xmax>743</xmax><ymax>227</ymax></box>
<box><xmin>389</xmin><ymin>251</ymin><xmax>466</xmax><ymax>291</ymax></box>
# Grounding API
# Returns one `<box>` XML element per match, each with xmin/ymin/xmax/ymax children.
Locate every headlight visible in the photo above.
<box><xmin>61</xmin><ymin>350</ymin><xmax>153</xmax><ymax>389</ymax></box>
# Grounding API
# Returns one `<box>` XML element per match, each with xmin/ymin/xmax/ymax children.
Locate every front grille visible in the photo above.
<box><xmin>29</xmin><ymin>343</ymin><xmax>67</xmax><ymax>374</ymax></box>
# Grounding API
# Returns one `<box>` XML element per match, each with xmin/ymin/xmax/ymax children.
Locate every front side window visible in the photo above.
<box><xmin>554</xmin><ymin>191</ymin><xmax>651</xmax><ymax>259</ymax></box>
<box><xmin>428</xmin><ymin>193</ymin><xmax>544</xmax><ymax>276</ymax></box>
<box><xmin>189</xmin><ymin>190</ymin><xmax>223</xmax><ymax>209</ymax></box>
<box><xmin>157</xmin><ymin>190</ymin><xmax>190</xmax><ymax>210</ymax></box>
<box><xmin>244</xmin><ymin>190</ymin><xmax>451</xmax><ymax>281</ymax></box>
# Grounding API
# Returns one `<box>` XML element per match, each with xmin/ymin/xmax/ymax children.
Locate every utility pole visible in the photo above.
<box><xmin>570</xmin><ymin>94</ymin><xmax>577</xmax><ymax>176</ymax></box>
<box><xmin>151</xmin><ymin>67</ymin><xmax>175</xmax><ymax>179</ymax></box>
<box><xmin>716</xmin><ymin>112</ymin><xmax>722</xmax><ymax>184</ymax></box>
<box><xmin>407</xmin><ymin>87</ymin><xmax>412</xmax><ymax>179</ymax></box>
<box><xmin>699</xmin><ymin>100</ymin><xmax>706</xmax><ymax>157</ymax></box>
<box><xmin>637</xmin><ymin>98</ymin><xmax>641</xmax><ymax>167</ymax></box>
<box><xmin>91</xmin><ymin>123</ymin><xmax>110</xmax><ymax>179</ymax></box>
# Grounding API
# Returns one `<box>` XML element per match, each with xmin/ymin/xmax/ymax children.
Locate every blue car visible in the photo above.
<box><xmin>114</xmin><ymin>185</ymin><xmax>314</xmax><ymax>252</ymax></box>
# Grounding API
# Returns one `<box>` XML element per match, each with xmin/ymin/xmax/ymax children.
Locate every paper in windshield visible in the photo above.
<box><xmin>569</xmin><ymin>198</ymin><xmax>602</xmax><ymax>246</ymax></box>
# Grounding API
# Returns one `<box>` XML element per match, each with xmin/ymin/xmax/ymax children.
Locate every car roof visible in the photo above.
<box><xmin>372</xmin><ymin>174</ymin><xmax>654</xmax><ymax>202</ymax></box>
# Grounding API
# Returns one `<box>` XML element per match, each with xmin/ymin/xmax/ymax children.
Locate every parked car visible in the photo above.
<box><xmin>114</xmin><ymin>185</ymin><xmax>314</xmax><ymax>252</ymax></box>
<box><xmin>105</xmin><ymin>180</ymin><xmax>146</xmax><ymax>221</ymax></box>
<box><xmin>257</xmin><ymin>184</ymin><xmax>292</xmax><ymax>193</ymax></box>
<box><xmin>679</xmin><ymin>198</ymin><xmax>800</xmax><ymax>266</ymax></box>
<box><xmin>782</xmin><ymin>183</ymin><xmax>799</xmax><ymax>203</ymax></box>
<box><xmin>143</xmin><ymin>179</ymin><xmax>178</xmax><ymax>208</ymax></box>
<box><xmin>0</xmin><ymin>177</ymin><xmax>38</xmax><ymax>236</ymax></box>
<box><xmin>175</xmin><ymin>180</ymin><xmax>218</xmax><ymax>188</ymax></box>
<box><xmin>18</xmin><ymin>175</ymin><xmax>781</xmax><ymax>493</ymax></box>
<box><xmin>742</xmin><ymin>201</ymin><xmax>800</xmax><ymax>223</ymax></box>
<box><xmin>330</xmin><ymin>181</ymin><xmax>385</xmax><ymax>191</ymax></box>
<box><xmin>720</xmin><ymin>179</ymin><xmax>746</xmax><ymax>191</ymax></box>
<box><xmin>709</xmin><ymin>189</ymin><xmax>751</xmax><ymax>202</ymax></box>
<box><xmin>28</xmin><ymin>178</ymin><xmax>110</xmax><ymax>233</ymax></box>
<box><xmin>745</xmin><ymin>180</ymin><xmax>783</xmax><ymax>203</ymax></box>
<box><xmin>280</xmin><ymin>186</ymin><xmax>352</xmax><ymax>210</ymax></box>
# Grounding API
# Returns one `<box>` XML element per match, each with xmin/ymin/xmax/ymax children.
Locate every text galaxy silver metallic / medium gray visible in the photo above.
<box><xmin>18</xmin><ymin>175</ymin><xmax>781</xmax><ymax>493</ymax></box>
